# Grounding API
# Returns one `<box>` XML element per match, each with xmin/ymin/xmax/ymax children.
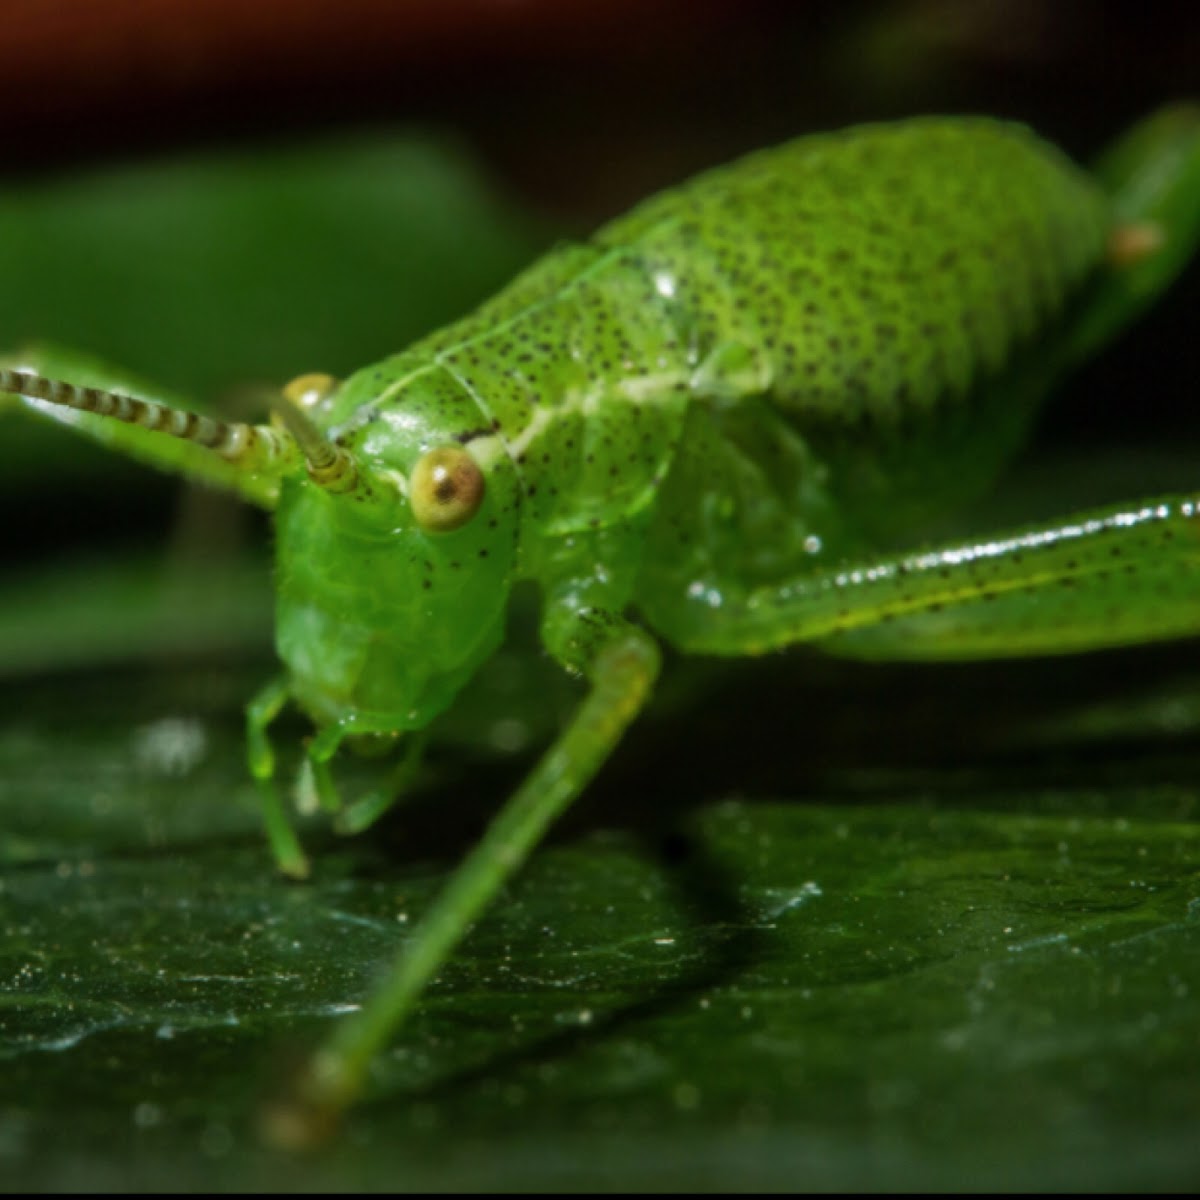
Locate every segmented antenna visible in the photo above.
<box><xmin>270</xmin><ymin>394</ymin><xmax>359</xmax><ymax>493</ymax></box>
<box><xmin>1</xmin><ymin>368</ymin><xmax>298</xmax><ymax>474</ymax></box>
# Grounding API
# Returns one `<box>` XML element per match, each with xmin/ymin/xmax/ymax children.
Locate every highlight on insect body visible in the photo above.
<box><xmin>5</xmin><ymin>104</ymin><xmax>1199</xmax><ymax>1146</ymax></box>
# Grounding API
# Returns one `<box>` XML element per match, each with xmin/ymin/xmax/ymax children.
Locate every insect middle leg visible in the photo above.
<box><xmin>656</xmin><ymin>493</ymin><xmax>1200</xmax><ymax>661</ymax></box>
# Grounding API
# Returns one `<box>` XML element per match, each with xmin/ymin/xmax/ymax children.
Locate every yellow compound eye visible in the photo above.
<box><xmin>282</xmin><ymin>373</ymin><xmax>340</xmax><ymax>411</ymax></box>
<box><xmin>410</xmin><ymin>446</ymin><xmax>485</xmax><ymax>532</ymax></box>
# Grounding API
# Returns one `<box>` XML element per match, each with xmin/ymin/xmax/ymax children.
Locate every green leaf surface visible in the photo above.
<box><xmin>1</xmin><ymin>662</ymin><xmax>1198</xmax><ymax>1191</ymax></box>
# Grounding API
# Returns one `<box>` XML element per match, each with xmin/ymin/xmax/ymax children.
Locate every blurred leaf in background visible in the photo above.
<box><xmin>0</xmin><ymin>137</ymin><xmax>545</xmax><ymax>401</ymax></box>
<box><xmin>0</xmin><ymin>133</ymin><xmax>546</xmax><ymax>500</ymax></box>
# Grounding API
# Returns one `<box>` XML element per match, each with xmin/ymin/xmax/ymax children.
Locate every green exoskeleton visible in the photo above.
<box><xmin>6</xmin><ymin>107</ymin><xmax>1200</xmax><ymax>1143</ymax></box>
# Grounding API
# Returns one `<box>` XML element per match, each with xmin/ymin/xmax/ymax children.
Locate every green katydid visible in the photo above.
<box><xmin>4</xmin><ymin>106</ymin><xmax>1199</xmax><ymax>1145</ymax></box>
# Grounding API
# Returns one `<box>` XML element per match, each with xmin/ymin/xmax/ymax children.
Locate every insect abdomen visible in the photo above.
<box><xmin>596</xmin><ymin>118</ymin><xmax>1111</xmax><ymax>428</ymax></box>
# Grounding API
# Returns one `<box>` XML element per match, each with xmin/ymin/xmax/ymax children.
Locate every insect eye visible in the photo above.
<box><xmin>282</xmin><ymin>373</ymin><xmax>340</xmax><ymax>411</ymax></box>
<box><xmin>410</xmin><ymin>446</ymin><xmax>485</xmax><ymax>532</ymax></box>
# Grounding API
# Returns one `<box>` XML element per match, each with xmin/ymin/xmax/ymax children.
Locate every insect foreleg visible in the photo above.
<box><xmin>253</xmin><ymin>698</ymin><xmax>433</xmax><ymax>857</ymax></box>
<box><xmin>246</xmin><ymin>675</ymin><xmax>310</xmax><ymax>880</ymax></box>
<box><xmin>264</xmin><ymin>614</ymin><xmax>661</xmax><ymax>1148</ymax></box>
<box><xmin>654</xmin><ymin>494</ymin><xmax>1200</xmax><ymax>661</ymax></box>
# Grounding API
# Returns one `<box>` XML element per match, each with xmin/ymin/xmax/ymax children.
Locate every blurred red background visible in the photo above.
<box><xmin>1</xmin><ymin>0</ymin><xmax>1197</xmax><ymax>220</ymax></box>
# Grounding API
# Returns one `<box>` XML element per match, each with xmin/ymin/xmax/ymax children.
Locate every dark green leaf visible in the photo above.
<box><xmin>1</xmin><ymin>664</ymin><xmax>1198</xmax><ymax>1190</ymax></box>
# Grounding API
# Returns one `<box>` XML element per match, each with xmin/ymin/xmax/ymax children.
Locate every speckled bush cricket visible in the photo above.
<box><xmin>5</xmin><ymin>105</ymin><xmax>1199</xmax><ymax>1144</ymax></box>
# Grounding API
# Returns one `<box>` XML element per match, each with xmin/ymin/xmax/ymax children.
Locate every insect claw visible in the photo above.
<box><xmin>1108</xmin><ymin>220</ymin><xmax>1166</xmax><ymax>267</ymax></box>
<box><xmin>257</xmin><ymin>1089</ymin><xmax>342</xmax><ymax>1153</ymax></box>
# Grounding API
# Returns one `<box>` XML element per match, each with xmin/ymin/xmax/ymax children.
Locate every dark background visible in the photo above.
<box><xmin>5</xmin><ymin>1</ymin><xmax>1199</xmax><ymax>215</ymax></box>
